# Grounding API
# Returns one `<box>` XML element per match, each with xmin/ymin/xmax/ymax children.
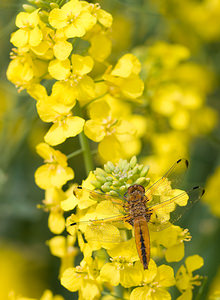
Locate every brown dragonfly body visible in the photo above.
<box><xmin>125</xmin><ymin>184</ymin><xmax>152</xmax><ymax>269</ymax></box>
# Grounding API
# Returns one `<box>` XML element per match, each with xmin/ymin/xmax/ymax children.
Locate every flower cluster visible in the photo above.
<box><xmin>6</xmin><ymin>0</ymin><xmax>211</xmax><ymax>299</ymax></box>
<box><xmin>133</xmin><ymin>41</ymin><xmax>217</xmax><ymax>174</ymax></box>
<box><xmin>60</xmin><ymin>157</ymin><xmax>204</xmax><ymax>299</ymax></box>
<box><xmin>7</xmin><ymin>0</ymin><xmax>144</xmax><ymax>164</ymax></box>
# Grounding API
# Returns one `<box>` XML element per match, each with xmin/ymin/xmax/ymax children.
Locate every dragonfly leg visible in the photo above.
<box><xmin>146</xmin><ymin>210</ymin><xmax>152</xmax><ymax>222</ymax></box>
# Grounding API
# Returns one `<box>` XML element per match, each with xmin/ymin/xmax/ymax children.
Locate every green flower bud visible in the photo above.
<box><xmin>130</xmin><ymin>156</ymin><xmax>137</xmax><ymax>168</ymax></box>
<box><xmin>112</xmin><ymin>180</ymin><xmax>120</xmax><ymax>187</ymax></box>
<box><xmin>140</xmin><ymin>165</ymin><xmax>149</xmax><ymax>177</ymax></box>
<box><xmin>95</xmin><ymin>168</ymin><xmax>107</xmax><ymax>177</ymax></box>
<box><xmin>104</xmin><ymin>161</ymin><xmax>115</xmax><ymax>173</ymax></box>
<box><xmin>23</xmin><ymin>4</ymin><xmax>36</xmax><ymax>12</ymax></box>
<box><xmin>90</xmin><ymin>180</ymin><xmax>102</xmax><ymax>189</ymax></box>
<box><xmin>101</xmin><ymin>184</ymin><xmax>111</xmax><ymax>192</ymax></box>
<box><xmin>96</xmin><ymin>175</ymin><xmax>106</xmax><ymax>184</ymax></box>
<box><xmin>106</xmin><ymin>176</ymin><xmax>113</xmax><ymax>182</ymax></box>
<box><xmin>135</xmin><ymin>177</ymin><xmax>147</xmax><ymax>186</ymax></box>
<box><xmin>108</xmin><ymin>190</ymin><xmax>119</xmax><ymax>197</ymax></box>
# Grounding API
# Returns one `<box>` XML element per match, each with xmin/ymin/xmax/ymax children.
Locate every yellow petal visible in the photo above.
<box><xmin>51</xmin><ymin>81</ymin><xmax>77</xmax><ymax>106</ymax></box>
<box><xmin>48</xmin><ymin>59</ymin><xmax>70</xmax><ymax>80</ymax></box>
<box><xmin>165</xmin><ymin>243</ymin><xmax>185</xmax><ymax>262</ymax></box>
<box><xmin>53</xmin><ymin>40</ymin><xmax>72</xmax><ymax>60</ymax></box>
<box><xmin>48</xmin><ymin>211</ymin><xmax>65</xmax><ymax>234</ymax></box>
<box><xmin>130</xmin><ymin>286</ymin><xmax>151</xmax><ymax>300</ymax></box>
<box><xmin>35</xmin><ymin>142</ymin><xmax>52</xmax><ymax>160</ymax></box>
<box><xmin>80</xmin><ymin>280</ymin><xmax>101</xmax><ymax>300</ymax></box>
<box><xmin>111</xmin><ymin>54</ymin><xmax>141</xmax><ymax>78</ymax></box>
<box><xmin>16</xmin><ymin>12</ymin><xmax>31</xmax><ymax>27</ymax></box>
<box><xmin>27</xmin><ymin>84</ymin><xmax>47</xmax><ymax>101</ymax></box>
<box><xmin>49</xmin><ymin>8</ymin><xmax>67</xmax><ymax>29</ymax></box>
<box><xmin>120</xmin><ymin>74</ymin><xmax>144</xmax><ymax>99</ymax></box>
<box><xmin>98</xmin><ymin>136</ymin><xmax>123</xmax><ymax>162</ymax></box>
<box><xmin>47</xmin><ymin>236</ymin><xmax>66</xmax><ymax>257</ymax></box>
<box><xmin>29</xmin><ymin>27</ymin><xmax>42</xmax><ymax>47</ymax></box>
<box><xmin>100</xmin><ymin>263</ymin><xmax>120</xmax><ymax>286</ymax></box>
<box><xmin>185</xmin><ymin>255</ymin><xmax>204</xmax><ymax>273</ymax></box>
<box><xmin>154</xmin><ymin>288</ymin><xmax>172</xmax><ymax>300</ymax></box>
<box><xmin>10</xmin><ymin>29</ymin><xmax>28</xmax><ymax>47</ymax></box>
<box><xmin>60</xmin><ymin>268</ymin><xmax>83</xmax><ymax>292</ymax></box>
<box><xmin>97</xmin><ymin>9</ymin><xmax>112</xmax><ymax>27</ymax></box>
<box><xmin>143</xmin><ymin>259</ymin><xmax>158</xmax><ymax>284</ymax></box>
<box><xmin>60</xmin><ymin>194</ymin><xmax>78</xmax><ymax>211</ymax></box>
<box><xmin>120</xmin><ymin>261</ymin><xmax>143</xmax><ymax>288</ymax></box>
<box><xmin>88</xmin><ymin>100</ymin><xmax>110</xmax><ymax>120</ymax></box>
<box><xmin>156</xmin><ymin>265</ymin><xmax>175</xmax><ymax>287</ymax></box>
<box><xmin>84</xmin><ymin>120</ymin><xmax>105</xmax><ymax>142</ymax></box>
<box><xmin>108</xmin><ymin>238</ymin><xmax>138</xmax><ymax>263</ymax></box>
<box><xmin>71</xmin><ymin>54</ymin><xmax>94</xmax><ymax>75</ymax></box>
<box><xmin>35</xmin><ymin>164</ymin><xmax>74</xmax><ymax>189</ymax></box>
<box><xmin>77</xmin><ymin>75</ymin><xmax>95</xmax><ymax>103</ymax></box>
<box><xmin>89</xmin><ymin>34</ymin><xmax>112</xmax><ymax>62</ymax></box>
<box><xmin>44</xmin><ymin>116</ymin><xmax>85</xmax><ymax>146</ymax></box>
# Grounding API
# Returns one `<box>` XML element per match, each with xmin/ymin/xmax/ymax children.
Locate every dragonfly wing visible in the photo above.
<box><xmin>145</xmin><ymin>159</ymin><xmax>189</xmax><ymax>203</ymax></box>
<box><xmin>69</xmin><ymin>214</ymin><xmax>132</xmax><ymax>248</ymax></box>
<box><xmin>148</xmin><ymin>186</ymin><xmax>205</xmax><ymax>232</ymax></box>
<box><xmin>74</xmin><ymin>186</ymin><xmax>124</xmax><ymax>206</ymax></box>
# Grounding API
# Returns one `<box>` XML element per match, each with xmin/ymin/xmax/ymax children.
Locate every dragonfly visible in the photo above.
<box><xmin>70</xmin><ymin>159</ymin><xmax>205</xmax><ymax>270</ymax></box>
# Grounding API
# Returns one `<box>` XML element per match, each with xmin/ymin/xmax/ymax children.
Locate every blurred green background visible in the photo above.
<box><xmin>0</xmin><ymin>0</ymin><xmax>219</xmax><ymax>299</ymax></box>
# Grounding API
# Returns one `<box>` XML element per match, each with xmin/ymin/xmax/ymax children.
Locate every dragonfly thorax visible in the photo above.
<box><xmin>124</xmin><ymin>185</ymin><xmax>150</xmax><ymax>226</ymax></box>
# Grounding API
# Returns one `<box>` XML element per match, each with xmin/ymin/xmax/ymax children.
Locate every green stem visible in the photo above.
<box><xmin>194</xmin><ymin>276</ymin><xmax>208</xmax><ymax>300</ymax></box>
<box><xmin>82</xmin><ymin>92</ymin><xmax>108</xmax><ymax>109</ymax></box>
<box><xmin>79</xmin><ymin>131</ymin><xmax>94</xmax><ymax>175</ymax></box>
<box><xmin>67</xmin><ymin>149</ymin><xmax>83</xmax><ymax>159</ymax></box>
<box><xmin>74</xmin><ymin>101</ymin><xmax>94</xmax><ymax>175</ymax></box>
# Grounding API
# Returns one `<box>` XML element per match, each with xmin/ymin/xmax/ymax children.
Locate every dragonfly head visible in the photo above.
<box><xmin>126</xmin><ymin>184</ymin><xmax>146</xmax><ymax>197</ymax></box>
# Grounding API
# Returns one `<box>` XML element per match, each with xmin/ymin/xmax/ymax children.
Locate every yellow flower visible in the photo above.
<box><xmin>35</xmin><ymin>143</ymin><xmax>74</xmax><ymax>189</ymax></box>
<box><xmin>48</xmin><ymin>235</ymin><xmax>78</xmax><ymax>274</ymax></box>
<box><xmin>48</xmin><ymin>0</ymin><xmax>96</xmax><ymax>38</ymax></box>
<box><xmin>103</xmin><ymin>54</ymin><xmax>144</xmax><ymax>100</ymax></box>
<box><xmin>10</xmin><ymin>10</ymin><xmax>43</xmax><ymax>48</ymax></box>
<box><xmin>176</xmin><ymin>255</ymin><xmax>204</xmax><ymax>300</ymax></box>
<box><xmin>203</xmin><ymin>166</ymin><xmax>220</xmax><ymax>217</ymax></box>
<box><xmin>84</xmin><ymin>99</ymin><xmax>136</xmax><ymax>161</ymax></box>
<box><xmin>44</xmin><ymin>115</ymin><xmax>85</xmax><ymax>146</ymax></box>
<box><xmin>88</xmin><ymin>31</ymin><xmax>112</xmax><ymax>62</ymax></box>
<box><xmin>60</xmin><ymin>258</ymin><xmax>101</xmax><ymax>300</ymax></box>
<box><xmin>151</xmin><ymin>225</ymin><xmax>191</xmax><ymax>263</ymax></box>
<box><xmin>6</xmin><ymin>52</ymin><xmax>48</xmax><ymax>91</ymax></box>
<box><xmin>130</xmin><ymin>260</ymin><xmax>175</xmax><ymax>300</ymax></box>
<box><xmin>30</xmin><ymin>82</ymin><xmax>85</xmax><ymax>146</ymax></box>
<box><xmin>48</xmin><ymin>54</ymin><xmax>95</xmax><ymax>104</ymax></box>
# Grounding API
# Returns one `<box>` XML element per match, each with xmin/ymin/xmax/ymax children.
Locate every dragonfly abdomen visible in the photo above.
<box><xmin>134</xmin><ymin>216</ymin><xmax>150</xmax><ymax>270</ymax></box>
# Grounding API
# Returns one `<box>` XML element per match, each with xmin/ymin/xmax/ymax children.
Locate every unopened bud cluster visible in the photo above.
<box><xmin>91</xmin><ymin>156</ymin><xmax>150</xmax><ymax>196</ymax></box>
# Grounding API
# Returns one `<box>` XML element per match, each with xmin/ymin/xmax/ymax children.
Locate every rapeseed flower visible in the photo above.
<box><xmin>84</xmin><ymin>100</ymin><xmax>136</xmax><ymax>161</ymax></box>
<box><xmin>103</xmin><ymin>54</ymin><xmax>144</xmax><ymax>100</ymax></box>
<box><xmin>35</xmin><ymin>143</ymin><xmax>74</xmax><ymax>189</ymax></box>
<box><xmin>10</xmin><ymin>10</ymin><xmax>42</xmax><ymax>48</ymax></box>
<box><xmin>130</xmin><ymin>259</ymin><xmax>175</xmax><ymax>300</ymax></box>
<box><xmin>61</xmin><ymin>258</ymin><xmax>102</xmax><ymax>300</ymax></box>
<box><xmin>48</xmin><ymin>0</ymin><xmax>96</xmax><ymax>38</ymax></box>
<box><xmin>176</xmin><ymin>255</ymin><xmax>204</xmax><ymax>300</ymax></box>
<box><xmin>48</xmin><ymin>235</ymin><xmax>78</xmax><ymax>274</ymax></box>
